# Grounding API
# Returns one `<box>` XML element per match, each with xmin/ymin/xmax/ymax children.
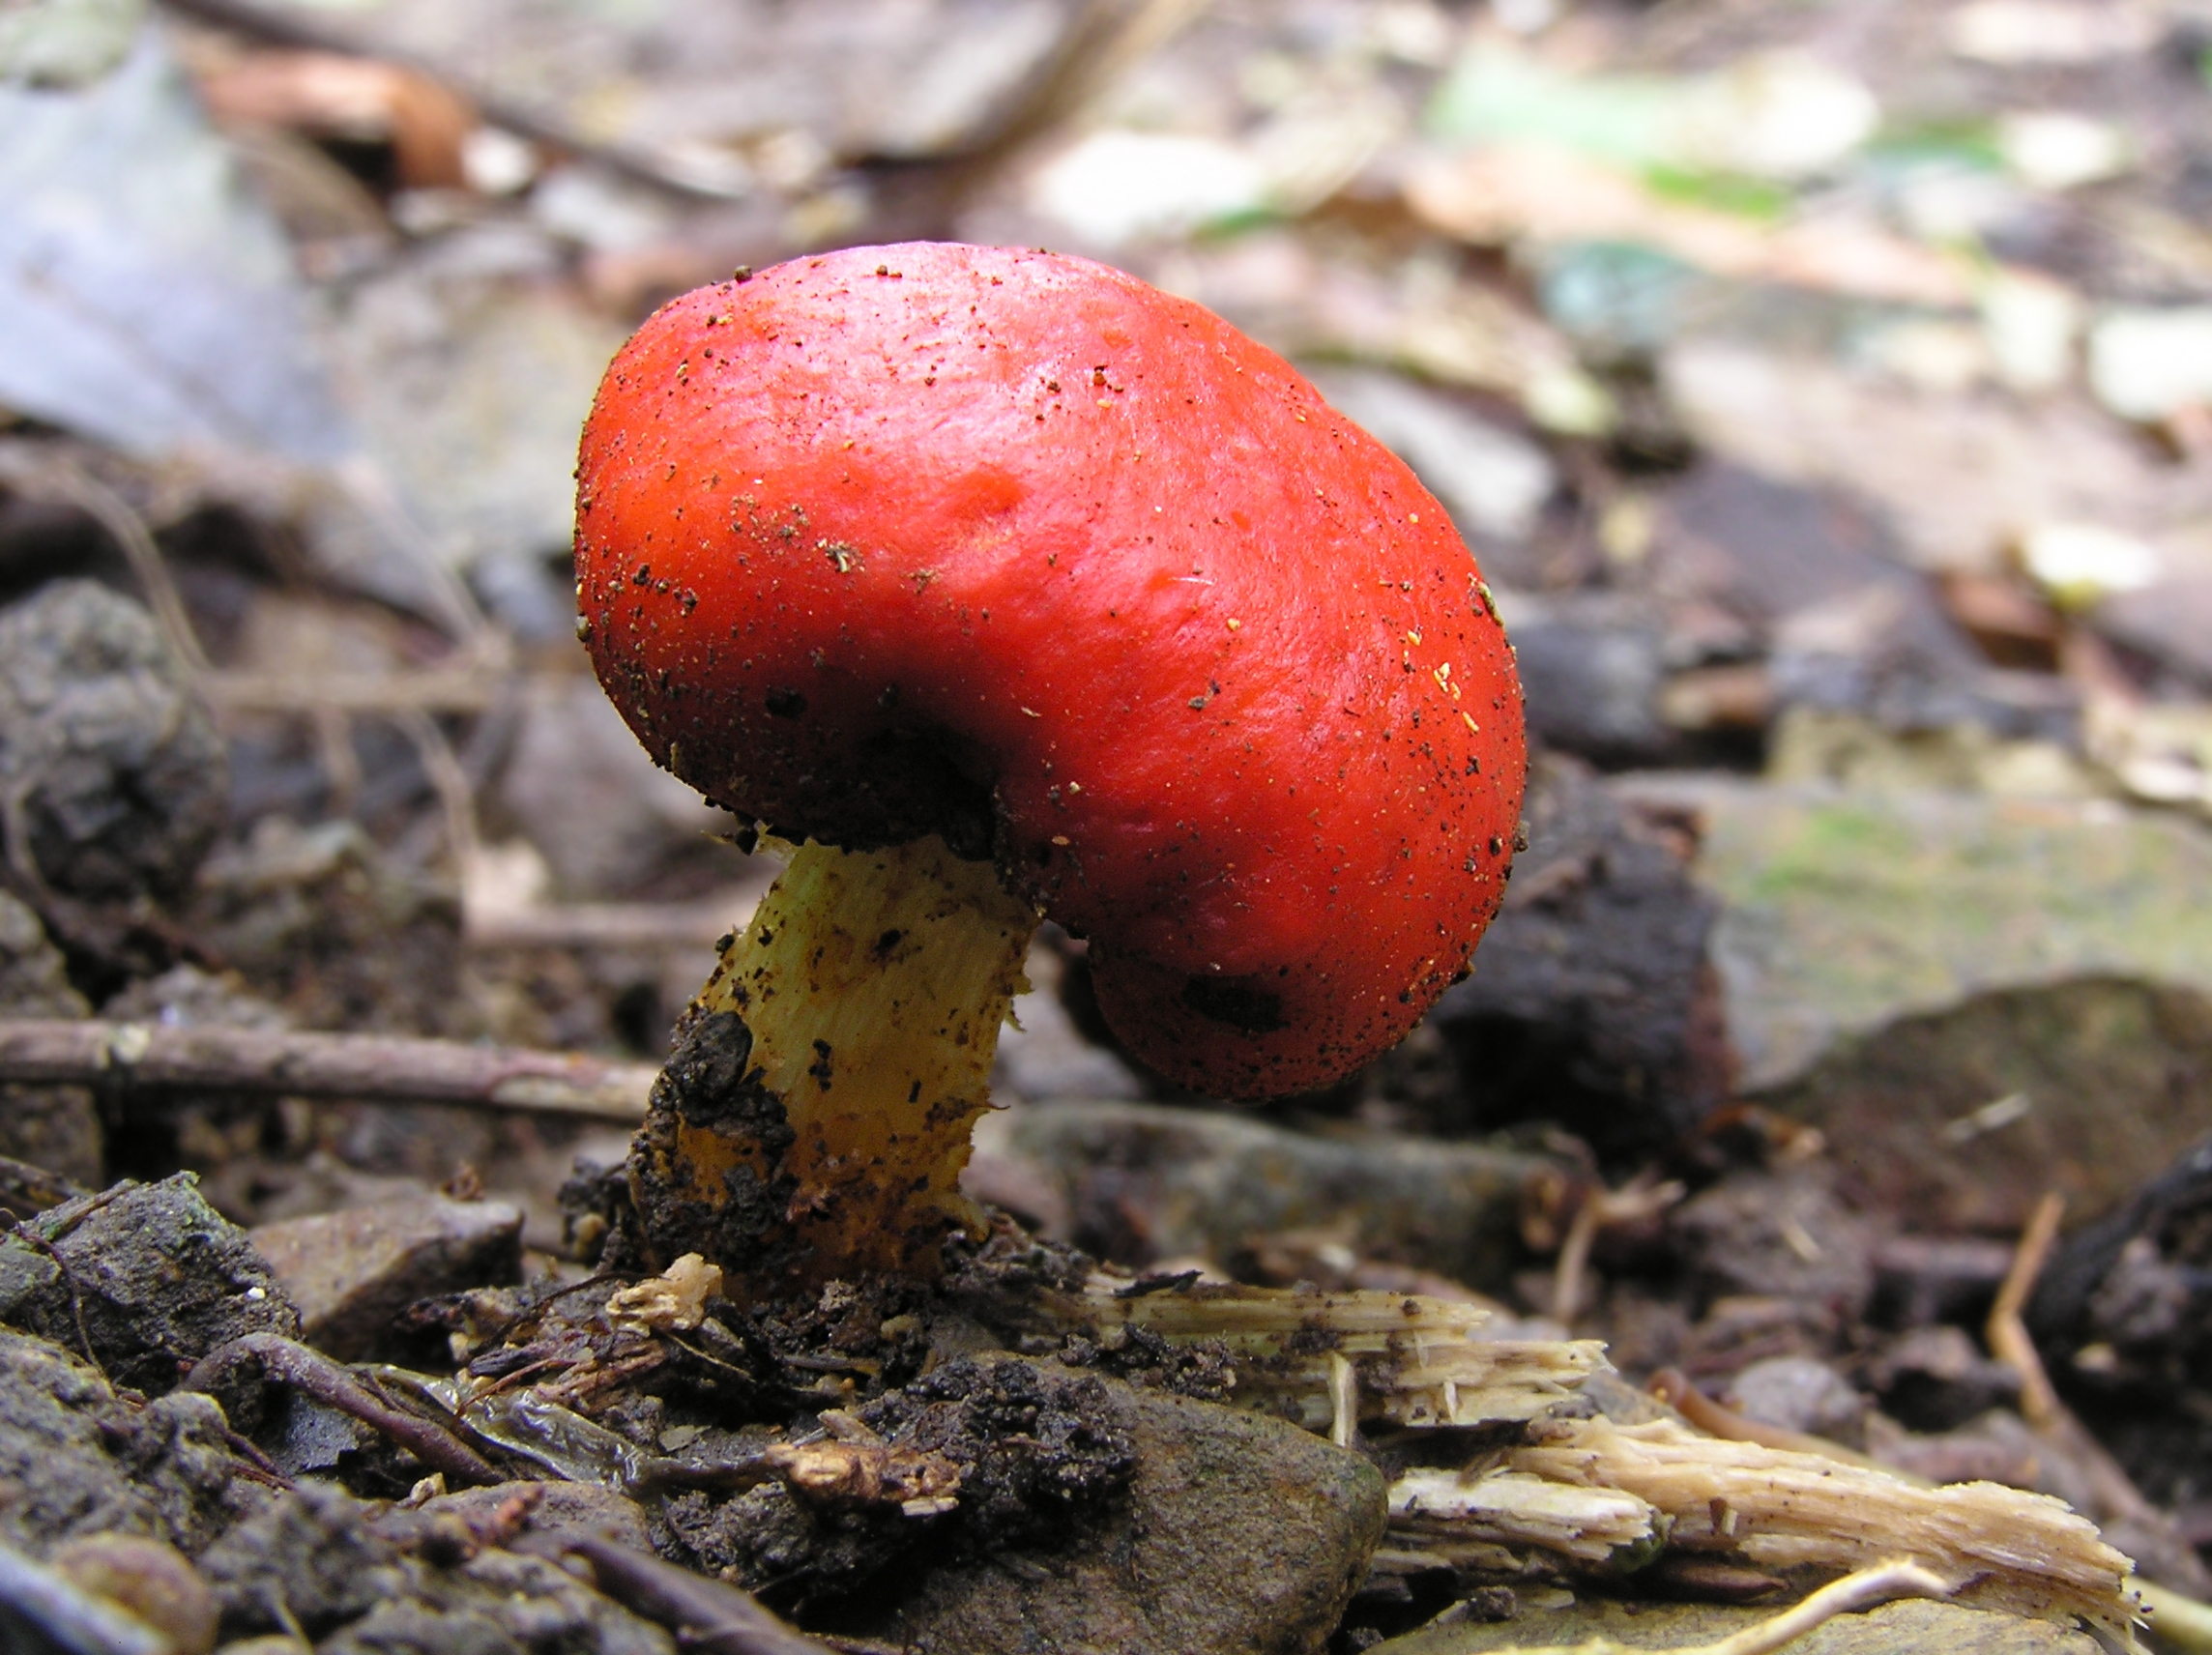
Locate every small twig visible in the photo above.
<box><xmin>311</xmin><ymin>703</ymin><xmax>364</xmax><ymax>815</ymax></box>
<box><xmin>515</xmin><ymin>1531</ymin><xmax>831</xmax><ymax>1655</ymax></box>
<box><xmin>1551</xmin><ymin>1173</ymin><xmax>1683</xmax><ymax>1325</ymax></box>
<box><xmin>7</xmin><ymin>1223</ymin><xmax>105</xmax><ymax>1380</ymax></box>
<box><xmin>1646</xmin><ymin>1369</ymin><xmax>1918</xmax><ymax>1482</ymax></box>
<box><xmin>1989</xmin><ymin>1190</ymin><xmax>2066</xmax><ymax>1429</ymax></box>
<box><xmin>1472</xmin><ymin>1560</ymin><xmax>1952</xmax><ymax>1655</ymax></box>
<box><xmin>2139</xmin><ymin>1580</ymin><xmax>2212</xmax><ymax>1655</ymax></box>
<box><xmin>155</xmin><ymin>0</ymin><xmax>750</xmax><ymax>198</ymax></box>
<box><xmin>394</xmin><ymin>707</ymin><xmax>481</xmax><ymax>871</ymax></box>
<box><xmin>0</xmin><ymin>1018</ymin><xmax>655</xmax><ymax>1122</ymax></box>
<box><xmin>182</xmin><ymin>1332</ymin><xmax>502</xmax><ymax>1485</ymax></box>
<box><xmin>199</xmin><ymin>664</ymin><xmax>511</xmax><ymax>714</ymax></box>
<box><xmin>1984</xmin><ymin>1195</ymin><xmax>2212</xmax><ymax>1599</ymax></box>
<box><xmin>23</xmin><ymin>457</ymin><xmax>213</xmax><ymax>677</ymax></box>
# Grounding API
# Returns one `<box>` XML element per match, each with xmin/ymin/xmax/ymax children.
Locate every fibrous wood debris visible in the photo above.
<box><xmin>1071</xmin><ymin>1276</ymin><xmax>1609</xmax><ymax>1431</ymax></box>
<box><xmin>1393</xmin><ymin>1415</ymin><xmax>2142</xmax><ymax>1650</ymax></box>
<box><xmin>1047</xmin><ymin>1277</ymin><xmax>2142</xmax><ymax>1650</ymax></box>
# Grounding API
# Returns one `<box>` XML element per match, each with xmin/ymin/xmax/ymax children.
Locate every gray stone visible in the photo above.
<box><xmin>1493</xmin><ymin>590</ymin><xmax>1674</xmax><ymax>764</ymax></box>
<box><xmin>498</xmin><ymin>676</ymin><xmax>732</xmax><ymax>898</ymax></box>
<box><xmin>103</xmin><ymin>964</ymin><xmax>287</xmax><ymax>1032</ymax></box>
<box><xmin>1663</xmin><ymin>341</ymin><xmax>2212</xmax><ymax>580</ymax></box>
<box><xmin>1723</xmin><ymin>1355</ymin><xmax>1867</xmax><ymax>1448</ymax></box>
<box><xmin>319</xmin><ymin>1547</ymin><xmax>675</xmax><ymax>1655</ymax></box>
<box><xmin>2095</xmin><ymin>576</ymin><xmax>2212</xmax><ymax>688</ymax></box>
<box><xmin>869</xmin><ymin>1369</ymin><xmax>1384</xmax><ymax>1655</ymax></box>
<box><xmin>199</xmin><ymin>1483</ymin><xmax>402</xmax><ymax>1641</ymax></box>
<box><xmin>1375</xmin><ymin>1594</ymin><xmax>2100</xmax><ymax>1654</ymax></box>
<box><xmin>251</xmin><ymin>1193</ymin><xmax>522</xmax><ymax>1361</ymax></box>
<box><xmin>973</xmin><ymin>1099</ymin><xmax>1548</xmax><ymax>1291</ymax></box>
<box><xmin>0</xmin><ymin>887</ymin><xmax>85</xmax><ymax>1019</ymax></box>
<box><xmin>0</xmin><ymin>886</ymin><xmax>98</xmax><ymax>1182</ymax></box>
<box><xmin>0</xmin><ymin>1173</ymin><xmax>297</xmax><ymax>1395</ymax></box>
<box><xmin>0</xmin><ymin>579</ymin><xmax>226</xmax><ymax>902</ymax></box>
<box><xmin>1761</xmin><ymin>978</ymin><xmax>2212</xmax><ymax>1232</ymax></box>
<box><xmin>990</xmin><ymin>941</ymin><xmax>1145</xmax><ymax>1106</ymax></box>
<box><xmin>1670</xmin><ymin>1169</ymin><xmax>1877</xmax><ymax>1320</ymax></box>
<box><xmin>324</xmin><ymin>270</ymin><xmax>626</xmax><ymax>579</ymax></box>
<box><xmin>1617</xmin><ymin>776</ymin><xmax>2212</xmax><ymax>1092</ymax></box>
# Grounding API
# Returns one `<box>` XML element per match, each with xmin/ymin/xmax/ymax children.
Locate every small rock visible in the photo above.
<box><xmin>2095</xmin><ymin>576</ymin><xmax>2212</xmax><ymax>688</ymax></box>
<box><xmin>498</xmin><ymin>676</ymin><xmax>733</xmax><ymax>898</ymax></box>
<box><xmin>0</xmin><ymin>579</ymin><xmax>226</xmax><ymax>902</ymax></box>
<box><xmin>322</xmin><ymin>1546</ymin><xmax>675</xmax><ymax>1655</ymax></box>
<box><xmin>189</xmin><ymin>816</ymin><xmax>465</xmax><ymax>1038</ymax></box>
<box><xmin>1722</xmin><ymin>1356</ymin><xmax>1866</xmax><ymax>1448</ymax></box>
<box><xmin>103</xmin><ymin>963</ymin><xmax>288</xmax><ymax>1032</ymax></box>
<box><xmin>1870</xmin><ymin>1326</ymin><xmax>2022</xmax><ymax>1434</ymax></box>
<box><xmin>1669</xmin><ymin>1169</ymin><xmax>1875</xmax><ymax>1321</ymax></box>
<box><xmin>1493</xmin><ymin>591</ymin><xmax>1674</xmax><ymax>765</ymax></box>
<box><xmin>862</xmin><ymin>1363</ymin><xmax>1385</xmax><ymax>1655</ymax></box>
<box><xmin>1762</xmin><ymin>978</ymin><xmax>2212</xmax><ymax>1233</ymax></box>
<box><xmin>0</xmin><ymin>1173</ymin><xmax>298</xmax><ymax>1395</ymax></box>
<box><xmin>102</xmin><ymin>964</ymin><xmax>294</xmax><ymax>1186</ymax></box>
<box><xmin>990</xmin><ymin>940</ymin><xmax>1144</xmax><ymax>1105</ymax></box>
<box><xmin>191</xmin><ymin>1467</ymin><xmax>673</xmax><ymax>1655</ymax></box>
<box><xmin>1620</xmin><ymin>773</ymin><xmax>2212</xmax><ymax>1092</ymax></box>
<box><xmin>1430</xmin><ymin>757</ymin><xmax>1725</xmax><ymax>1149</ymax></box>
<box><xmin>49</xmin><ymin>1532</ymin><xmax>218</xmax><ymax>1655</ymax></box>
<box><xmin>0</xmin><ymin>886</ymin><xmax>86</xmax><ymax>1018</ymax></box>
<box><xmin>974</xmin><ymin>1099</ymin><xmax>1549</xmax><ymax>1289</ymax></box>
<box><xmin>324</xmin><ymin>272</ymin><xmax>628</xmax><ymax>584</ymax></box>
<box><xmin>0</xmin><ymin>886</ymin><xmax>99</xmax><ymax>1181</ymax></box>
<box><xmin>251</xmin><ymin>1193</ymin><xmax>523</xmax><ymax>1362</ymax></box>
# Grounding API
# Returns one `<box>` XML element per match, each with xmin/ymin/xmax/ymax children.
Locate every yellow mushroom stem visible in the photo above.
<box><xmin>627</xmin><ymin>834</ymin><xmax>1038</xmax><ymax>1295</ymax></box>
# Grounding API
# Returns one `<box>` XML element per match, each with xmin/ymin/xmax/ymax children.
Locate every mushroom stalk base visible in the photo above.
<box><xmin>627</xmin><ymin>835</ymin><xmax>1037</xmax><ymax>1294</ymax></box>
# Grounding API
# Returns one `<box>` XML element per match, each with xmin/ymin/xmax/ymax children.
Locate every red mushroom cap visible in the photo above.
<box><xmin>576</xmin><ymin>243</ymin><xmax>1526</xmax><ymax>1099</ymax></box>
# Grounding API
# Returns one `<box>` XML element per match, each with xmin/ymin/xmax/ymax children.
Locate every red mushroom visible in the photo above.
<box><xmin>576</xmin><ymin>243</ymin><xmax>1525</xmax><ymax>1289</ymax></box>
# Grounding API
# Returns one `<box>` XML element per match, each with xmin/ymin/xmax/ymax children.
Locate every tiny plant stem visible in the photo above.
<box><xmin>630</xmin><ymin>836</ymin><xmax>1038</xmax><ymax>1292</ymax></box>
<box><xmin>1989</xmin><ymin>1189</ymin><xmax>2066</xmax><ymax>1429</ymax></box>
<box><xmin>1481</xmin><ymin>1560</ymin><xmax>1951</xmax><ymax>1655</ymax></box>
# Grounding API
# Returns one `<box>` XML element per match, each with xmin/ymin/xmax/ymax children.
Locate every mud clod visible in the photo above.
<box><xmin>0</xmin><ymin>1173</ymin><xmax>298</xmax><ymax>1395</ymax></box>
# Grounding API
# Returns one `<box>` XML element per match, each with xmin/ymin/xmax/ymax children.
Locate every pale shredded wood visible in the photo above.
<box><xmin>1078</xmin><ymin>1278</ymin><xmax>1609</xmax><ymax>1430</ymax></box>
<box><xmin>1507</xmin><ymin>1416</ymin><xmax>2141</xmax><ymax>1646</ymax></box>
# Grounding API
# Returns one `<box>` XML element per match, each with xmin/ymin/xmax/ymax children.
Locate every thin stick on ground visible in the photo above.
<box><xmin>1552</xmin><ymin>1174</ymin><xmax>1684</xmax><ymax>1325</ymax></box>
<box><xmin>183</xmin><ymin>1333</ymin><xmax>501</xmax><ymax>1485</ymax></box>
<box><xmin>1482</xmin><ymin>1560</ymin><xmax>1952</xmax><ymax>1655</ymax></box>
<box><xmin>1988</xmin><ymin>1190</ymin><xmax>2066</xmax><ymax>1429</ymax></box>
<box><xmin>1982</xmin><ymin>1193</ymin><xmax>2212</xmax><ymax>1605</ymax></box>
<box><xmin>516</xmin><ymin>1531</ymin><xmax>831</xmax><ymax>1655</ymax></box>
<box><xmin>1645</xmin><ymin>1368</ymin><xmax>1912</xmax><ymax>1480</ymax></box>
<box><xmin>0</xmin><ymin>1018</ymin><xmax>655</xmax><ymax>1122</ymax></box>
<box><xmin>2137</xmin><ymin>1580</ymin><xmax>2212</xmax><ymax>1655</ymax></box>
